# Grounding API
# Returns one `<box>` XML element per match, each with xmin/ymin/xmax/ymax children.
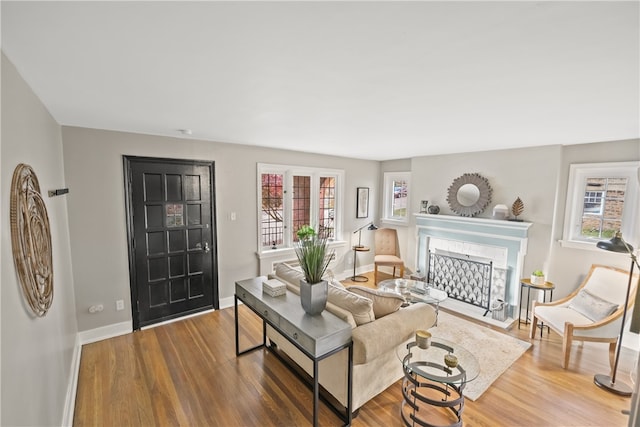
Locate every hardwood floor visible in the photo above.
<box><xmin>74</xmin><ymin>272</ymin><xmax>637</xmax><ymax>426</ymax></box>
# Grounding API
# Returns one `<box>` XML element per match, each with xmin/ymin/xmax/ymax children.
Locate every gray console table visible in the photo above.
<box><xmin>235</xmin><ymin>277</ymin><xmax>353</xmax><ymax>426</ymax></box>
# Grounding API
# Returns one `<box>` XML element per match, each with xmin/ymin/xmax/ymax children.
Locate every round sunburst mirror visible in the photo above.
<box><xmin>446</xmin><ymin>173</ymin><xmax>493</xmax><ymax>217</ymax></box>
<box><xmin>10</xmin><ymin>164</ymin><xmax>54</xmax><ymax>317</ymax></box>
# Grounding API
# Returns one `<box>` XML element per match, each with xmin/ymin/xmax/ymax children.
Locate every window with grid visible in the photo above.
<box><xmin>563</xmin><ymin>162</ymin><xmax>639</xmax><ymax>248</ymax></box>
<box><xmin>580</xmin><ymin>178</ymin><xmax>626</xmax><ymax>239</ymax></box>
<box><xmin>319</xmin><ymin>176</ymin><xmax>336</xmax><ymax>239</ymax></box>
<box><xmin>260</xmin><ymin>173</ymin><xmax>284</xmax><ymax>247</ymax></box>
<box><xmin>258</xmin><ymin>164</ymin><xmax>343</xmax><ymax>250</ymax></box>
<box><xmin>383</xmin><ymin>172</ymin><xmax>410</xmax><ymax>223</ymax></box>
<box><xmin>292</xmin><ymin>175</ymin><xmax>311</xmax><ymax>242</ymax></box>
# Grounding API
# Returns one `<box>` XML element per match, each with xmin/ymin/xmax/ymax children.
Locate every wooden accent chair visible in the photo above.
<box><xmin>374</xmin><ymin>228</ymin><xmax>405</xmax><ymax>284</ymax></box>
<box><xmin>529</xmin><ymin>264</ymin><xmax>637</xmax><ymax>369</ymax></box>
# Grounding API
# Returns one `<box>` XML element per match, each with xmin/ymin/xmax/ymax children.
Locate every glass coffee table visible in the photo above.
<box><xmin>396</xmin><ymin>337</ymin><xmax>480</xmax><ymax>427</ymax></box>
<box><xmin>379</xmin><ymin>278</ymin><xmax>448</xmax><ymax>324</ymax></box>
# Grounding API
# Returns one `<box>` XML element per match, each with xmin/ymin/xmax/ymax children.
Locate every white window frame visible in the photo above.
<box><xmin>561</xmin><ymin>161</ymin><xmax>639</xmax><ymax>251</ymax></box>
<box><xmin>383</xmin><ymin>171</ymin><xmax>411</xmax><ymax>224</ymax></box>
<box><xmin>257</xmin><ymin>163</ymin><xmax>344</xmax><ymax>253</ymax></box>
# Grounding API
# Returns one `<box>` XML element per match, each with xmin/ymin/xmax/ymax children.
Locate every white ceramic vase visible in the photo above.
<box><xmin>531</xmin><ymin>275</ymin><xmax>545</xmax><ymax>286</ymax></box>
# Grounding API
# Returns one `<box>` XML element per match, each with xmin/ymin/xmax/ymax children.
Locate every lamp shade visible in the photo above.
<box><xmin>596</xmin><ymin>231</ymin><xmax>634</xmax><ymax>254</ymax></box>
<box><xmin>367</xmin><ymin>223</ymin><xmax>378</xmax><ymax>230</ymax></box>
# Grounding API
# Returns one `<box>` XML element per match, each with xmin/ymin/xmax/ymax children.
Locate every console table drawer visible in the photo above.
<box><xmin>236</xmin><ymin>284</ymin><xmax>281</xmax><ymax>325</ymax></box>
<box><xmin>279</xmin><ymin>317</ymin><xmax>315</xmax><ymax>354</ymax></box>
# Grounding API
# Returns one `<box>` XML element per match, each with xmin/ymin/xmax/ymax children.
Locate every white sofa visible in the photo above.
<box><xmin>266</xmin><ymin>263</ymin><xmax>437</xmax><ymax>412</ymax></box>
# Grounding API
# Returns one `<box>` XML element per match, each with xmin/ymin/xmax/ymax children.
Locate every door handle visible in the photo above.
<box><xmin>204</xmin><ymin>242</ymin><xmax>210</xmax><ymax>253</ymax></box>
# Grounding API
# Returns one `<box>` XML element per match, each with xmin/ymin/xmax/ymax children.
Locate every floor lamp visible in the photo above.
<box><xmin>353</xmin><ymin>222</ymin><xmax>377</xmax><ymax>249</ymax></box>
<box><xmin>594</xmin><ymin>231</ymin><xmax>639</xmax><ymax>396</ymax></box>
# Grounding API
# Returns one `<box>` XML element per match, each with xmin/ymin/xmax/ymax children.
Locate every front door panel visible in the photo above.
<box><xmin>125</xmin><ymin>157</ymin><xmax>218</xmax><ymax>329</ymax></box>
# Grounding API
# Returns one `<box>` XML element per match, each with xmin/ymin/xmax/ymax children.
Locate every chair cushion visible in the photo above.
<box><xmin>347</xmin><ymin>286</ymin><xmax>404</xmax><ymax>318</ymax></box>
<box><xmin>374</xmin><ymin>254</ymin><xmax>404</xmax><ymax>265</ymax></box>
<box><xmin>327</xmin><ymin>284</ymin><xmax>375</xmax><ymax>326</ymax></box>
<box><xmin>568</xmin><ymin>289</ymin><xmax>619</xmax><ymax>322</ymax></box>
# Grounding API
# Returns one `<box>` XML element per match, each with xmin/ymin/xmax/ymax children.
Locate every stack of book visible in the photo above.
<box><xmin>263</xmin><ymin>278</ymin><xmax>286</xmax><ymax>297</ymax></box>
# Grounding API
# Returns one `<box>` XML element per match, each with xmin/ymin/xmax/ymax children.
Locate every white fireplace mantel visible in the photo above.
<box><xmin>414</xmin><ymin>213</ymin><xmax>532</xmax><ymax>316</ymax></box>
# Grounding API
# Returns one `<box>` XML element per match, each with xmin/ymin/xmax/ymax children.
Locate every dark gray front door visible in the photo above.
<box><xmin>124</xmin><ymin>156</ymin><xmax>218</xmax><ymax>329</ymax></box>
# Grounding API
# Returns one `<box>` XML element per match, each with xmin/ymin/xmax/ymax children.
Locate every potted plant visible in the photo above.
<box><xmin>294</xmin><ymin>225</ymin><xmax>334</xmax><ymax>315</ymax></box>
<box><xmin>531</xmin><ymin>270</ymin><xmax>545</xmax><ymax>286</ymax></box>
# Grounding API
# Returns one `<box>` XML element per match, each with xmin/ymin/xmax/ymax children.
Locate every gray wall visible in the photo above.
<box><xmin>383</xmin><ymin>140</ymin><xmax>639</xmax><ymax>301</ymax></box>
<box><xmin>548</xmin><ymin>140</ymin><xmax>640</xmax><ymax>293</ymax></box>
<box><xmin>1</xmin><ymin>54</ymin><xmax>78</xmax><ymax>426</ymax></box>
<box><xmin>61</xmin><ymin>127</ymin><xmax>380</xmax><ymax>332</ymax></box>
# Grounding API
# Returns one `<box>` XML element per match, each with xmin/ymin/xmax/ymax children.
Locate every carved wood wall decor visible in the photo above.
<box><xmin>10</xmin><ymin>164</ymin><xmax>54</xmax><ymax>317</ymax></box>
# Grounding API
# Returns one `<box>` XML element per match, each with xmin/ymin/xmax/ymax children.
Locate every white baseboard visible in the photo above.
<box><xmin>62</xmin><ymin>334</ymin><xmax>82</xmax><ymax>427</ymax></box>
<box><xmin>78</xmin><ymin>321</ymin><xmax>133</xmax><ymax>345</ymax></box>
<box><xmin>220</xmin><ymin>295</ymin><xmax>236</xmax><ymax>309</ymax></box>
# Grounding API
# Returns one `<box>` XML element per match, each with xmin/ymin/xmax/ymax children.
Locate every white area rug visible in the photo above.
<box><xmin>430</xmin><ymin>310</ymin><xmax>531</xmax><ymax>401</ymax></box>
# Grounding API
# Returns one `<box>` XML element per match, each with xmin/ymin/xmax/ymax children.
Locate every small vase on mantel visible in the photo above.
<box><xmin>299</xmin><ymin>279</ymin><xmax>328</xmax><ymax>315</ymax></box>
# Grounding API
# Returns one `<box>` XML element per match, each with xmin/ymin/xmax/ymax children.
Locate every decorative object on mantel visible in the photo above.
<box><xmin>446</xmin><ymin>173</ymin><xmax>492</xmax><ymax>217</ymax></box>
<box><xmin>294</xmin><ymin>225</ymin><xmax>334</xmax><ymax>315</ymax></box>
<box><xmin>510</xmin><ymin>197</ymin><xmax>524</xmax><ymax>221</ymax></box>
<box><xmin>420</xmin><ymin>200</ymin><xmax>429</xmax><ymax>213</ymax></box>
<box><xmin>428</xmin><ymin>204</ymin><xmax>440</xmax><ymax>214</ymax></box>
<box><xmin>531</xmin><ymin>270</ymin><xmax>545</xmax><ymax>286</ymax></box>
<box><xmin>492</xmin><ymin>204</ymin><xmax>509</xmax><ymax>220</ymax></box>
<box><xmin>10</xmin><ymin>163</ymin><xmax>54</xmax><ymax>317</ymax></box>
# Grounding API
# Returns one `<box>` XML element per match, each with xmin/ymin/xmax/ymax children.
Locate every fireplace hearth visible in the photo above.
<box><xmin>415</xmin><ymin>214</ymin><xmax>532</xmax><ymax>319</ymax></box>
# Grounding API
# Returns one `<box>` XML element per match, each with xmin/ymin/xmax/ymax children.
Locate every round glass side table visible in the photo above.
<box><xmin>396</xmin><ymin>337</ymin><xmax>479</xmax><ymax>427</ymax></box>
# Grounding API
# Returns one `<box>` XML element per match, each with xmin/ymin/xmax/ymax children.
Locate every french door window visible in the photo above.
<box><xmin>258</xmin><ymin>164</ymin><xmax>343</xmax><ymax>250</ymax></box>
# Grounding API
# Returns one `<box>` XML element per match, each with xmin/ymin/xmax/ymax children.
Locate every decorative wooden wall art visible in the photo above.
<box><xmin>10</xmin><ymin>164</ymin><xmax>53</xmax><ymax>316</ymax></box>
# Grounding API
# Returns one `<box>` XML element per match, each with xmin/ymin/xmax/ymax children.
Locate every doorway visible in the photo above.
<box><xmin>124</xmin><ymin>156</ymin><xmax>218</xmax><ymax>329</ymax></box>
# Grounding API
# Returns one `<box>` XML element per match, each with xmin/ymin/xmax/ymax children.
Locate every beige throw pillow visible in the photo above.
<box><xmin>274</xmin><ymin>262</ymin><xmax>304</xmax><ymax>287</ymax></box>
<box><xmin>328</xmin><ymin>284</ymin><xmax>375</xmax><ymax>326</ymax></box>
<box><xmin>568</xmin><ymin>289</ymin><xmax>619</xmax><ymax>322</ymax></box>
<box><xmin>348</xmin><ymin>286</ymin><xmax>404</xmax><ymax>318</ymax></box>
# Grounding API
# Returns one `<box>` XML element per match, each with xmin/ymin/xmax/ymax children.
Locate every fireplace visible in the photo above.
<box><xmin>427</xmin><ymin>250</ymin><xmax>493</xmax><ymax>314</ymax></box>
<box><xmin>415</xmin><ymin>214</ymin><xmax>532</xmax><ymax>320</ymax></box>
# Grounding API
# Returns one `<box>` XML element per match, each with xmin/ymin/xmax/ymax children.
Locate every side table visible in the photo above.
<box><xmin>518</xmin><ymin>278</ymin><xmax>555</xmax><ymax>337</ymax></box>
<box><xmin>396</xmin><ymin>338</ymin><xmax>479</xmax><ymax>427</ymax></box>
<box><xmin>351</xmin><ymin>246</ymin><xmax>370</xmax><ymax>282</ymax></box>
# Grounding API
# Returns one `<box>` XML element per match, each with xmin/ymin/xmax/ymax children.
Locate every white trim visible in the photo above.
<box><xmin>383</xmin><ymin>171</ymin><xmax>411</xmax><ymax>223</ymax></box>
<box><xmin>257</xmin><ymin>163</ymin><xmax>345</xmax><ymax>252</ymax></box>
<box><xmin>257</xmin><ymin>240</ymin><xmax>347</xmax><ymax>276</ymax></box>
<box><xmin>220</xmin><ymin>296</ymin><xmax>236</xmax><ymax>309</ymax></box>
<box><xmin>78</xmin><ymin>321</ymin><xmax>133</xmax><ymax>345</ymax></box>
<box><xmin>62</xmin><ymin>334</ymin><xmax>82</xmax><ymax>427</ymax></box>
<box><xmin>414</xmin><ymin>213</ymin><xmax>533</xmax><ymax>231</ymax></box>
<box><xmin>563</xmin><ymin>161</ymin><xmax>640</xmax><ymax>248</ymax></box>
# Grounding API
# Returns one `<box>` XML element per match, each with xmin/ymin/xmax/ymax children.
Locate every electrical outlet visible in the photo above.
<box><xmin>89</xmin><ymin>304</ymin><xmax>104</xmax><ymax>314</ymax></box>
<box><xmin>116</xmin><ymin>300</ymin><xmax>125</xmax><ymax>311</ymax></box>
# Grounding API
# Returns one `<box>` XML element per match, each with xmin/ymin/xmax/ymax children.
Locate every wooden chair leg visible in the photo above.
<box><xmin>608</xmin><ymin>341</ymin><xmax>617</xmax><ymax>373</ymax></box>
<box><xmin>562</xmin><ymin>323</ymin><xmax>574</xmax><ymax>369</ymax></box>
<box><xmin>529</xmin><ymin>314</ymin><xmax>538</xmax><ymax>339</ymax></box>
<box><xmin>374</xmin><ymin>265</ymin><xmax>378</xmax><ymax>284</ymax></box>
<box><xmin>400</xmin><ymin>266</ymin><xmax>405</xmax><ymax>278</ymax></box>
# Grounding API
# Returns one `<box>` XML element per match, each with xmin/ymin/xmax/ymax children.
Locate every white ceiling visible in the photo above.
<box><xmin>2</xmin><ymin>1</ymin><xmax>639</xmax><ymax>161</ymax></box>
